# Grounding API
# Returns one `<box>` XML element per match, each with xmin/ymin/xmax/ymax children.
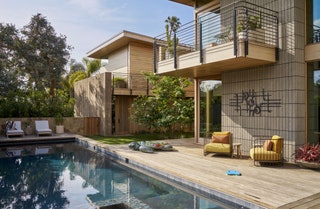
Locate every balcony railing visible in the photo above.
<box><xmin>111</xmin><ymin>73</ymin><xmax>150</xmax><ymax>96</ymax></box>
<box><xmin>153</xmin><ymin>1</ymin><xmax>279</xmax><ymax>75</ymax></box>
<box><xmin>307</xmin><ymin>24</ymin><xmax>320</xmax><ymax>44</ymax></box>
<box><xmin>111</xmin><ymin>72</ymin><xmax>194</xmax><ymax>97</ymax></box>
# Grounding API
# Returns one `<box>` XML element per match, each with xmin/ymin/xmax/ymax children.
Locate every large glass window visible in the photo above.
<box><xmin>306</xmin><ymin>0</ymin><xmax>320</xmax><ymax>43</ymax></box>
<box><xmin>307</xmin><ymin>0</ymin><xmax>320</xmax><ymax>144</ymax></box>
<box><xmin>307</xmin><ymin>63</ymin><xmax>320</xmax><ymax>144</ymax></box>
<box><xmin>199</xmin><ymin>80</ymin><xmax>221</xmax><ymax>137</ymax></box>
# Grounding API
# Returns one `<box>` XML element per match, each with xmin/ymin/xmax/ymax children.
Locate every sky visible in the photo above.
<box><xmin>0</xmin><ymin>0</ymin><xmax>194</xmax><ymax>63</ymax></box>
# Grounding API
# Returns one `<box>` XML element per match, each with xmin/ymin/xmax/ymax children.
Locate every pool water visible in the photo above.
<box><xmin>0</xmin><ymin>143</ymin><xmax>230</xmax><ymax>209</ymax></box>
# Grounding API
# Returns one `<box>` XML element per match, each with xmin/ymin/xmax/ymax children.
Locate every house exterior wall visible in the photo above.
<box><xmin>129</xmin><ymin>42</ymin><xmax>154</xmax><ymax>74</ymax></box>
<box><xmin>221</xmin><ymin>0</ymin><xmax>306</xmax><ymax>159</ymax></box>
<box><xmin>74</xmin><ymin>73</ymin><xmax>112</xmax><ymax>136</ymax></box>
<box><xmin>106</xmin><ymin>46</ymin><xmax>128</xmax><ymax>73</ymax></box>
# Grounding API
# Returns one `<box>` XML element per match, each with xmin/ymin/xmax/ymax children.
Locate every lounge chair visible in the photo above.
<box><xmin>250</xmin><ymin>135</ymin><xmax>284</xmax><ymax>166</ymax></box>
<box><xmin>204</xmin><ymin>131</ymin><xmax>232</xmax><ymax>157</ymax></box>
<box><xmin>6</xmin><ymin>121</ymin><xmax>24</xmax><ymax>138</ymax></box>
<box><xmin>35</xmin><ymin>120</ymin><xmax>53</xmax><ymax>136</ymax></box>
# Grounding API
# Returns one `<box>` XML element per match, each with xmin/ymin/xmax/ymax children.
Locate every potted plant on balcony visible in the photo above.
<box><xmin>113</xmin><ymin>77</ymin><xmax>127</xmax><ymax>88</ymax></box>
<box><xmin>55</xmin><ymin>113</ymin><xmax>64</xmax><ymax>134</ymax></box>
<box><xmin>237</xmin><ymin>12</ymin><xmax>264</xmax><ymax>42</ymax></box>
<box><xmin>165</xmin><ymin>16</ymin><xmax>181</xmax><ymax>59</ymax></box>
<box><xmin>293</xmin><ymin>143</ymin><xmax>320</xmax><ymax>169</ymax></box>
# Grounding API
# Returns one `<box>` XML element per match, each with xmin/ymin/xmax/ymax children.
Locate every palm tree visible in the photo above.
<box><xmin>61</xmin><ymin>58</ymin><xmax>101</xmax><ymax>98</ymax></box>
<box><xmin>165</xmin><ymin>16</ymin><xmax>181</xmax><ymax>57</ymax></box>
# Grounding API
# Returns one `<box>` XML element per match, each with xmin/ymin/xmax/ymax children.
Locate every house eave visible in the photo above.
<box><xmin>87</xmin><ymin>30</ymin><xmax>154</xmax><ymax>59</ymax></box>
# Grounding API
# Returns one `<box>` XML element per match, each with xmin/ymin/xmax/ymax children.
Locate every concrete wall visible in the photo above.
<box><xmin>74</xmin><ymin>73</ymin><xmax>112</xmax><ymax>136</ymax></box>
<box><xmin>0</xmin><ymin>117</ymin><xmax>99</xmax><ymax>136</ymax></box>
<box><xmin>221</xmin><ymin>0</ymin><xmax>305</xmax><ymax>159</ymax></box>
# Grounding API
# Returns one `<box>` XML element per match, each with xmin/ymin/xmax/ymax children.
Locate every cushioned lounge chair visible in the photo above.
<box><xmin>6</xmin><ymin>121</ymin><xmax>24</xmax><ymax>138</ymax></box>
<box><xmin>35</xmin><ymin>120</ymin><xmax>53</xmax><ymax>136</ymax></box>
<box><xmin>250</xmin><ymin>135</ymin><xmax>284</xmax><ymax>166</ymax></box>
<box><xmin>204</xmin><ymin>131</ymin><xmax>232</xmax><ymax>157</ymax></box>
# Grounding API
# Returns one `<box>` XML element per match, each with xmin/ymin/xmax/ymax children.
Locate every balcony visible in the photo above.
<box><xmin>153</xmin><ymin>1</ymin><xmax>279</xmax><ymax>79</ymax></box>
<box><xmin>305</xmin><ymin>25</ymin><xmax>320</xmax><ymax>62</ymax></box>
<box><xmin>111</xmin><ymin>73</ymin><xmax>194</xmax><ymax>97</ymax></box>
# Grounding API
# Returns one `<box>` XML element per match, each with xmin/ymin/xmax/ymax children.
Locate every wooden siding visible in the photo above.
<box><xmin>129</xmin><ymin>42</ymin><xmax>154</xmax><ymax>74</ymax></box>
<box><xmin>114</xmin><ymin>96</ymin><xmax>148</xmax><ymax>135</ymax></box>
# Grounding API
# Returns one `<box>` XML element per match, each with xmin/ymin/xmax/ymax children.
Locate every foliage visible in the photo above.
<box><xmin>237</xmin><ymin>13</ymin><xmax>262</xmax><ymax>33</ymax></box>
<box><xmin>54</xmin><ymin>113</ymin><xmax>64</xmax><ymax>125</ymax></box>
<box><xmin>130</xmin><ymin>73</ymin><xmax>194</xmax><ymax>137</ymax></box>
<box><xmin>20</xmin><ymin>13</ymin><xmax>71</xmax><ymax>97</ymax></box>
<box><xmin>113</xmin><ymin>77</ymin><xmax>127</xmax><ymax>88</ymax></box>
<box><xmin>165</xmin><ymin>16</ymin><xmax>181</xmax><ymax>49</ymax></box>
<box><xmin>294</xmin><ymin>143</ymin><xmax>320</xmax><ymax>163</ymax></box>
<box><xmin>0</xmin><ymin>89</ymin><xmax>74</xmax><ymax>117</ymax></box>
<box><xmin>0</xmin><ymin>23</ymin><xmax>22</xmax><ymax>97</ymax></box>
<box><xmin>0</xmin><ymin>13</ymin><xmax>75</xmax><ymax>117</ymax></box>
<box><xmin>82</xmin><ymin>57</ymin><xmax>101</xmax><ymax>77</ymax></box>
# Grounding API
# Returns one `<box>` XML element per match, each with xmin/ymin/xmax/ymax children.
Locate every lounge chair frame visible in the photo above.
<box><xmin>35</xmin><ymin>120</ymin><xmax>53</xmax><ymax>136</ymax></box>
<box><xmin>6</xmin><ymin>121</ymin><xmax>24</xmax><ymax>138</ymax></box>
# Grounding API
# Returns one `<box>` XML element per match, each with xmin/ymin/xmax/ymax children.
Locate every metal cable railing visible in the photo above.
<box><xmin>153</xmin><ymin>1</ymin><xmax>279</xmax><ymax>71</ymax></box>
<box><xmin>307</xmin><ymin>24</ymin><xmax>320</xmax><ymax>44</ymax></box>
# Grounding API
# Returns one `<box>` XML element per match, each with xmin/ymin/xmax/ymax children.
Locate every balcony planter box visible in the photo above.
<box><xmin>238</xmin><ymin>29</ymin><xmax>265</xmax><ymax>43</ymax></box>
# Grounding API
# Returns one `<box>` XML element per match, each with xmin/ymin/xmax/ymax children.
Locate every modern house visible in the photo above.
<box><xmin>75</xmin><ymin>31</ymin><xmax>194</xmax><ymax>135</ymax></box>
<box><xmin>153</xmin><ymin>0</ymin><xmax>320</xmax><ymax>161</ymax></box>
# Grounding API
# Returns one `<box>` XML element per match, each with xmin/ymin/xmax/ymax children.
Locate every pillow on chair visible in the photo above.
<box><xmin>212</xmin><ymin>134</ymin><xmax>229</xmax><ymax>144</ymax></box>
<box><xmin>263</xmin><ymin>140</ymin><xmax>273</xmax><ymax>151</ymax></box>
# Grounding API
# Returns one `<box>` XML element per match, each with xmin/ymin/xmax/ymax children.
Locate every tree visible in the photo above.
<box><xmin>62</xmin><ymin>58</ymin><xmax>101</xmax><ymax>98</ymax></box>
<box><xmin>82</xmin><ymin>57</ymin><xmax>101</xmax><ymax>77</ymax></box>
<box><xmin>20</xmin><ymin>13</ymin><xmax>71</xmax><ymax>97</ymax></box>
<box><xmin>0</xmin><ymin>23</ymin><xmax>21</xmax><ymax>97</ymax></box>
<box><xmin>130</xmin><ymin>73</ymin><xmax>194</xmax><ymax>136</ymax></box>
<box><xmin>165</xmin><ymin>16</ymin><xmax>181</xmax><ymax>50</ymax></box>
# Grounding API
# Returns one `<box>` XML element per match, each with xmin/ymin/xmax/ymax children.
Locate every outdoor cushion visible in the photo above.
<box><xmin>263</xmin><ymin>140</ymin><xmax>273</xmax><ymax>151</ymax></box>
<box><xmin>204</xmin><ymin>131</ymin><xmax>232</xmax><ymax>156</ymax></box>
<box><xmin>6</xmin><ymin>121</ymin><xmax>24</xmax><ymax>138</ymax></box>
<box><xmin>205</xmin><ymin>143</ymin><xmax>231</xmax><ymax>153</ymax></box>
<box><xmin>271</xmin><ymin>135</ymin><xmax>283</xmax><ymax>153</ymax></box>
<box><xmin>212</xmin><ymin>134</ymin><xmax>229</xmax><ymax>144</ymax></box>
<box><xmin>35</xmin><ymin>120</ymin><xmax>53</xmax><ymax>136</ymax></box>
<box><xmin>250</xmin><ymin>147</ymin><xmax>281</xmax><ymax>161</ymax></box>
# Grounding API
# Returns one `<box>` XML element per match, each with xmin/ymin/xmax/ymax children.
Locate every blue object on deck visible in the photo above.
<box><xmin>226</xmin><ymin>170</ymin><xmax>241</xmax><ymax>176</ymax></box>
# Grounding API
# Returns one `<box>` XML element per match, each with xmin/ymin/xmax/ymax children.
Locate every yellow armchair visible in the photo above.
<box><xmin>250</xmin><ymin>135</ymin><xmax>284</xmax><ymax>166</ymax></box>
<box><xmin>204</xmin><ymin>131</ymin><xmax>232</xmax><ymax>157</ymax></box>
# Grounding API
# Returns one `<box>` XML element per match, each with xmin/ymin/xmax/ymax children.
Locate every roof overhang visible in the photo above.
<box><xmin>87</xmin><ymin>30</ymin><xmax>154</xmax><ymax>59</ymax></box>
<box><xmin>169</xmin><ymin>0</ymin><xmax>195</xmax><ymax>7</ymax></box>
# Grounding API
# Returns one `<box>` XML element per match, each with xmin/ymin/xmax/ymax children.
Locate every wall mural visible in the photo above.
<box><xmin>229</xmin><ymin>89</ymin><xmax>281</xmax><ymax>116</ymax></box>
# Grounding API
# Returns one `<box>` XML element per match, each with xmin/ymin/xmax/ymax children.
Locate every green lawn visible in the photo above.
<box><xmin>89</xmin><ymin>132</ymin><xmax>194</xmax><ymax>145</ymax></box>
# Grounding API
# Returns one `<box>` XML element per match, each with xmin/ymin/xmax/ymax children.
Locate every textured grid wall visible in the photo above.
<box><xmin>221</xmin><ymin>0</ymin><xmax>306</xmax><ymax>161</ymax></box>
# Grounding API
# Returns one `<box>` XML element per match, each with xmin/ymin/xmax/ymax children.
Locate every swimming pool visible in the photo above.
<box><xmin>0</xmin><ymin>142</ymin><xmax>236</xmax><ymax>209</ymax></box>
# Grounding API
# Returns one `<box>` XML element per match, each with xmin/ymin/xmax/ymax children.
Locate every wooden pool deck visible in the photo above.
<box><xmin>1</xmin><ymin>135</ymin><xmax>320</xmax><ymax>208</ymax></box>
<box><xmin>95</xmin><ymin>138</ymin><xmax>320</xmax><ymax>209</ymax></box>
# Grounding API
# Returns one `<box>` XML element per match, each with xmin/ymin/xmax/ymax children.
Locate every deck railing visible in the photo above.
<box><xmin>111</xmin><ymin>73</ymin><xmax>150</xmax><ymax>95</ymax></box>
<box><xmin>153</xmin><ymin>1</ymin><xmax>279</xmax><ymax>72</ymax></box>
<box><xmin>307</xmin><ymin>24</ymin><xmax>320</xmax><ymax>44</ymax></box>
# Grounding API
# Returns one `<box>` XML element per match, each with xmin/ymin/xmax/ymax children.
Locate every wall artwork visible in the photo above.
<box><xmin>229</xmin><ymin>89</ymin><xmax>281</xmax><ymax>116</ymax></box>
